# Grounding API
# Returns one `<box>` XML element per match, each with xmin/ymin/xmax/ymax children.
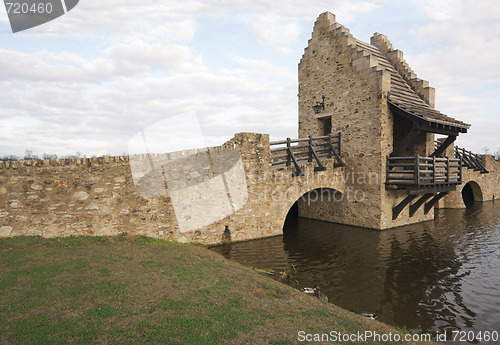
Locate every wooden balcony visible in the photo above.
<box><xmin>386</xmin><ymin>155</ymin><xmax>462</xmax><ymax>194</ymax></box>
<box><xmin>386</xmin><ymin>155</ymin><xmax>463</xmax><ymax>220</ymax></box>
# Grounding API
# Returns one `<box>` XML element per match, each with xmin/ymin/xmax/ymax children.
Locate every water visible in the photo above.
<box><xmin>211</xmin><ymin>202</ymin><xmax>500</xmax><ymax>343</ymax></box>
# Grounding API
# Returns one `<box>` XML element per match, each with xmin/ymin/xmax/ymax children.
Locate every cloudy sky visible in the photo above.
<box><xmin>0</xmin><ymin>0</ymin><xmax>499</xmax><ymax>157</ymax></box>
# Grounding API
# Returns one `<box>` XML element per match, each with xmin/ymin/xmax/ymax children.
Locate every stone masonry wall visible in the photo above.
<box><xmin>0</xmin><ymin>132</ymin><xmax>348</xmax><ymax>245</ymax></box>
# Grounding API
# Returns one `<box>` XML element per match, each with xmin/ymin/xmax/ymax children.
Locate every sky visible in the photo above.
<box><xmin>0</xmin><ymin>0</ymin><xmax>499</xmax><ymax>157</ymax></box>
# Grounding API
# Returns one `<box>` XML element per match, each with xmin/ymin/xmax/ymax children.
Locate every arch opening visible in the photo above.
<box><xmin>461</xmin><ymin>181</ymin><xmax>483</xmax><ymax>207</ymax></box>
<box><xmin>283</xmin><ymin>188</ymin><xmax>343</xmax><ymax>234</ymax></box>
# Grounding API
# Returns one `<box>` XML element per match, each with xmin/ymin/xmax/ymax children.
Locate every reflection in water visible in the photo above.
<box><xmin>211</xmin><ymin>202</ymin><xmax>500</xmax><ymax>341</ymax></box>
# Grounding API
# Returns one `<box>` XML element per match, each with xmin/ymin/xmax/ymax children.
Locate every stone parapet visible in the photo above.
<box><xmin>0</xmin><ymin>155</ymin><xmax>129</xmax><ymax>169</ymax></box>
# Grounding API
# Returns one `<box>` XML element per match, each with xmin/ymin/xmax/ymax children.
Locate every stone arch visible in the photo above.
<box><xmin>280</xmin><ymin>187</ymin><xmax>345</xmax><ymax>233</ymax></box>
<box><xmin>461</xmin><ymin>180</ymin><xmax>483</xmax><ymax>206</ymax></box>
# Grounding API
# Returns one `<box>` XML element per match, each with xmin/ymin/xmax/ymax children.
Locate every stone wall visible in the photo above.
<box><xmin>0</xmin><ymin>132</ymin><xmax>348</xmax><ymax>245</ymax></box>
<box><xmin>0</xmin><ymin>155</ymin><xmax>175</xmax><ymax>240</ymax></box>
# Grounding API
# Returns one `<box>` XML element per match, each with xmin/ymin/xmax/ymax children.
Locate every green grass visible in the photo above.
<box><xmin>0</xmin><ymin>235</ymin><xmax>434</xmax><ymax>344</ymax></box>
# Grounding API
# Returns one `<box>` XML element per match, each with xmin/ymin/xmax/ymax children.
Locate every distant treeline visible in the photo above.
<box><xmin>1</xmin><ymin>148</ymin><xmax>499</xmax><ymax>162</ymax></box>
<box><xmin>0</xmin><ymin>149</ymin><xmax>105</xmax><ymax>161</ymax></box>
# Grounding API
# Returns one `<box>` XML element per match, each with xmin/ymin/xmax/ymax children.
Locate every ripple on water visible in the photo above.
<box><xmin>210</xmin><ymin>202</ymin><xmax>500</xmax><ymax>342</ymax></box>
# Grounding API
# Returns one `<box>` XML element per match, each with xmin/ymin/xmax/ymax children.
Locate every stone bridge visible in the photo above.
<box><xmin>439</xmin><ymin>147</ymin><xmax>499</xmax><ymax>209</ymax></box>
<box><xmin>0</xmin><ymin>131</ymin><xmax>499</xmax><ymax>245</ymax></box>
<box><xmin>1</xmin><ymin>12</ymin><xmax>500</xmax><ymax>245</ymax></box>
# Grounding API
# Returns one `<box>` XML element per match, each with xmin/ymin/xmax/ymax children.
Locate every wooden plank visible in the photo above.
<box><xmin>387</xmin><ymin>163</ymin><xmax>417</xmax><ymax>168</ymax></box>
<box><xmin>407</xmin><ymin>185</ymin><xmax>456</xmax><ymax>195</ymax></box>
<box><xmin>387</xmin><ymin>176</ymin><xmax>416</xmax><ymax>181</ymax></box>
<box><xmin>387</xmin><ymin>170</ymin><xmax>415</xmax><ymax>174</ymax></box>
<box><xmin>271</xmin><ymin>153</ymin><xmax>288</xmax><ymax>160</ymax></box>
<box><xmin>270</xmin><ymin>147</ymin><xmax>287</xmax><ymax>153</ymax></box>
<box><xmin>388</xmin><ymin>156</ymin><xmax>417</xmax><ymax>160</ymax></box>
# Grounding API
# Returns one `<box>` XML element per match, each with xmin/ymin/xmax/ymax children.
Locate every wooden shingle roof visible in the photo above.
<box><xmin>356</xmin><ymin>40</ymin><xmax>470</xmax><ymax>132</ymax></box>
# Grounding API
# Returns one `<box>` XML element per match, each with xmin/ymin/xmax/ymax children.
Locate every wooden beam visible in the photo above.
<box><xmin>424</xmin><ymin>192</ymin><xmax>449</xmax><ymax>214</ymax></box>
<box><xmin>287</xmin><ymin>147</ymin><xmax>304</xmax><ymax>177</ymax></box>
<box><xmin>393</xmin><ymin>195</ymin><xmax>418</xmax><ymax>220</ymax></box>
<box><xmin>409</xmin><ymin>193</ymin><xmax>434</xmax><ymax>217</ymax></box>
<box><xmin>407</xmin><ymin>185</ymin><xmax>456</xmax><ymax>195</ymax></box>
<box><xmin>327</xmin><ymin>135</ymin><xmax>345</xmax><ymax>167</ymax></box>
<box><xmin>431</xmin><ymin>135</ymin><xmax>456</xmax><ymax>157</ymax></box>
<box><xmin>308</xmin><ymin>136</ymin><xmax>326</xmax><ymax>172</ymax></box>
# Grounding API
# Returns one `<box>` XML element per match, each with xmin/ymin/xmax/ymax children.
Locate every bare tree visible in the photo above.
<box><xmin>494</xmin><ymin>148</ymin><xmax>500</xmax><ymax>161</ymax></box>
<box><xmin>481</xmin><ymin>146</ymin><xmax>491</xmax><ymax>155</ymax></box>
<box><xmin>23</xmin><ymin>149</ymin><xmax>40</xmax><ymax>160</ymax></box>
<box><xmin>0</xmin><ymin>155</ymin><xmax>20</xmax><ymax>161</ymax></box>
<box><xmin>42</xmin><ymin>153</ymin><xmax>58</xmax><ymax>160</ymax></box>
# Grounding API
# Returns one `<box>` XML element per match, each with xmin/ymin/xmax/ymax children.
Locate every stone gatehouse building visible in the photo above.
<box><xmin>295</xmin><ymin>11</ymin><xmax>497</xmax><ymax>229</ymax></box>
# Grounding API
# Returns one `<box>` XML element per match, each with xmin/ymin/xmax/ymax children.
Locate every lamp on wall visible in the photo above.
<box><xmin>312</xmin><ymin>95</ymin><xmax>325</xmax><ymax>114</ymax></box>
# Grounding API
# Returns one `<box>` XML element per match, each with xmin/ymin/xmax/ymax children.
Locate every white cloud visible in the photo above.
<box><xmin>0</xmin><ymin>49</ymin><xmax>114</xmax><ymax>82</ymax></box>
<box><xmin>2</xmin><ymin>0</ymin><xmax>496</xmax><ymax>158</ymax></box>
<box><xmin>106</xmin><ymin>41</ymin><xmax>205</xmax><ymax>74</ymax></box>
<box><xmin>406</xmin><ymin>0</ymin><xmax>500</xmax><ymax>88</ymax></box>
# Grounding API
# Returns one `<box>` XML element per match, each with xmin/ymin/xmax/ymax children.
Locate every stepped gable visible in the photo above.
<box><xmin>318</xmin><ymin>12</ymin><xmax>470</xmax><ymax>131</ymax></box>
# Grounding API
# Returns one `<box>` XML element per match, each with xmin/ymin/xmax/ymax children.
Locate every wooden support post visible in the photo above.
<box><xmin>287</xmin><ymin>146</ymin><xmax>304</xmax><ymax>177</ymax></box>
<box><xmin>415</xmin><ymin>154</ymin><xmax>420</xmax><ymax>187</ymax></box>
<box><xmin>309</xmin><ymin>137</ymin><xmax>326</xmax><ymax>172</ymax></box>
<box><xmin>338</xmin><ymin>132</ymin><xmax>342</xmax><ymax>155</ymax></box>
<box><xmin>286</xmin><ymin>138</ymin><xmax>291</xmax><ymax>167</ymax></box>
<box><xmin>446</xmin><ymin>157</ymin><xmax>450</xmax><ymax>183</ymax></box>
<box><xmin>458</xmin><ymin>158</ymin><xmax>462</xmax><ymax>183</ymax></box>
<box><xmin>308</xmin><ymin>136</ymin><xmax>313</xmax><ymax>163</ymax></box>
<box><xmin>386</xmin><ymin>156</ymin><xmax>390</xmax><ymax>182</ymax></box>
<box><xmin>327</xmin><ymin>134</ymin><xmax>332</xmax><ymax>158</ymax></box>
<box><xmin>432</xmin><ymin>156</ymin><xmax>436</xmax><ymax>185</ymax></box>
<box><xmin>328</xmin><ymin>142</ymin><xmax>345</xmax><ymax>168</ymax></box>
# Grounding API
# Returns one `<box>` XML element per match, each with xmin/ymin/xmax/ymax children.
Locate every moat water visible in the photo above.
<box><xmin>211</xmin><ymin>202</ymin><xmax>500</xmax><ymax>343</ymax></box>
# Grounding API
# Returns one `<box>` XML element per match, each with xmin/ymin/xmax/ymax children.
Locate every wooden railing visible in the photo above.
<box><xmin>454</xmin><ymin>146</ymin><xmax>488</xmax><ymax>173</ymax></box>
<box><xmin>386</xmin><ymin>155</ymin><xmax>462</xmax><ymax>188</ymax></box>
<box><xmin>434</xmin><ymin>140</ymin><xmax>488</xmax><ymax>173</ymax></box>
<box><xmin>270</xmin><ymin>133</ymin><xmax>344</xmax><ymax>176</ymax></box>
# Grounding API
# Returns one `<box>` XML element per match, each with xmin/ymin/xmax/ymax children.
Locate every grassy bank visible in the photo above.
<box><xmin>0</xmin><ymin>234</ymin><xmax>432</xmax><ymax>344</ymax></box>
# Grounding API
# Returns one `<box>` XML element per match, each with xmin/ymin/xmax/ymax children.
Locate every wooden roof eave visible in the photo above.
<box><xmin>388</xmin><ymin>100</ymin><xmax>468</xmax><ymax>135</ymax></box>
